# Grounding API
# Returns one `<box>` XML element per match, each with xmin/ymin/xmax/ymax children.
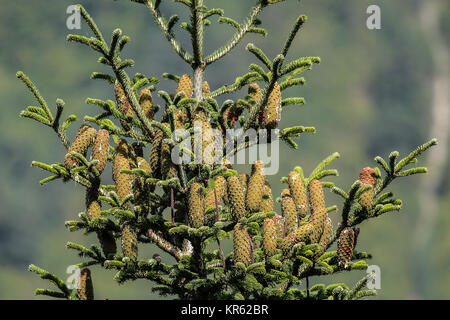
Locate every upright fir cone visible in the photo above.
<box><xmin>64</xmin><ymin>124</ymin><xmax>97</xmax><ymax>170</ymax></box>
<box><xmin>149</xmin><ymin>129</ymin><xmax>163</xmax><ymax>178</ymax></box>
<box><xmin>246</xmin><ymin>160</ymin><xmax>266</xmax><ymax>212</ymax></box>
<box><xmin>248</xmin><ymin>83</ymin><xmax>261</xmax><ymax>111</ymax></box>
<box><xmin>227</xmin><ymin>176</ymin><xmax>246</xmax><ymax>222</ymax></box>
<box><xmin>202</xmin><ymin>81</ymin><xmax>210</xmax><ymax>97</ymax></box>
<box><xmin>121</xmin><ymin>222</ymin><xmax>138</xmax><ymax>261</ymax></box>
<box><xmin>113</xmin><ymin>139</ymin><xmax>132</xmax><ymax>203</ymax></box>
<box><xmin>315</xmin><ymin>217</ymin><xmax>332</xmax><ymax>259</ymax></box>
<box><xmin>337</xmin><ymin>227</ymin><xmax>356</xmax><ymax>268</ymax></box>
<box><xmin>358</xmin><ymin>167</ymin><xmax>377</xmax><ymax>211</ymax></box>
<box><xmin>134</xmin><ymin>155</ymin><xmax>152</xmax><ymax>207</ymax></box>
<box><xmin>193</xmin><ymin>111</ymin><xmax>215</xmax><ymax>165</ymax></box>
<box><xmin>259</xmin><ymin>181</ymin><xmax>274</xmax><ymax>213</ymax></box>
<box><xmin>309</xmin><ymin>207</ymin><xmax>328</xmax><ymax>243</ymax></box>
<box><xmin>204</xmin><ymin>187</ymin><xmax>217</xmax><ymax>225</ymax></box>
<box><xmin>224</xmin><ymin>103</ymin><xmax>243</xmax><ymax>127</ymax></box>
<box><xmin>160</xmin><ymin>123</ymin><xmax>178</xmax><ymax>179</ymax></box>
<box><xmin>272</xmin><ymin>215</ymin><xmax>286</xmax><ymax>239</ymax></box>
<box><xmin>215</xmin><ymin>175</ymin><xmax>227</xmax><ymax>205</ymax></box>
<box><xmin>280</xmin><ymin>223</ymin><xmax>314</xmax><ymax>253</ymax></box>
<box><xmin>262</xmin><ymin>218</ymin><xmax>277</xmax><ymax>256</ymax></box>
<box><xmin>288</xmin><ymin>171</ymin><xmax>308</xmax><ymax>220</ymax></box>
<box><xmin>91</xmin><ymin>129</ymin><xmax>109</xmax><ymax>174</ymax></box>
<box><xmin>238</xmin><ymin>173</ymin><xmax>249</xmax><ymax>196</ymax></box>
<box><xmin>188</xmin><ymin>182</ymin><xmax>205</xmax><ymax>228</ymax></box>
<box><xmin>281</xmin><ymin>189</ymin><xmax>298</xmax><ymax>235</ymax></box>
<box><xmin>115</xmin><ymin>80</ymin><xmax>134</xmax><ymax>131</ymax></box>
<box><xmin>139</xmin><ymin>88</ymin><xmax>155</xmax><ymax>120</ymax></box>
<box><xmin>261</xmin><ymin>82</ymin><xmax>281</xmax><ymax>129</ymax></box>
<box><xmin>77</xmin><ymin>268</ymin><xmax>94</xmax><ymax>300</ymax></box>
<box><xmin>176</xmin><ymin>74</ymin><xmax>192</xmax><ymax>97</ymax></box>
<box><xmin>308</xmin><ymin>179</ymin><xmax>326</xmax><ymax>214</ymax></box>
<box><xmin>174</xmin><ymin>109</ymin><xmax>188</xmax><ymax>129</ymax></box>
<box><xmin>233</xmin><ymin>223</ymin><xmax>251</xmax><ymax>266</ymax></box>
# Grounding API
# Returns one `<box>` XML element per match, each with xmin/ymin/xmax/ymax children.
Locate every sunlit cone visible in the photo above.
<box><xmin>359</xmin><ymin>167</ymin><xmax>377</xmax><ymax>211</ymax></box>
<box><xmin>248</xmin><ymin>83</ymin><xmax>261</xmax><ymax>111</ymax></box>
<box><xmin>310</xmin><ymin>207</ymin><xmax>328</xmax><ymax>243</ymax></box>
<box><xmin>280</xmin><ymin>223</ymin><xmax>314</xmax><ymax>253</ymax></box>
<box><xmin>205</xmin><ymin>188</ymin><xmax>217</xmax><ymax>213</ymax></box>
<box><xmin>77</xmin><ymin>268</ymin><xmax>94</xmax><ymax>300</ymax></box>
<box><xmin>337</xmin><ymin>227</ymin><xmax>355</xmax><ymax>268</ymax></box>
<box><xmin>64</xmin><ymin>124</ymin><xmax>97</xmax><ymax>170</ymax></box>
<box><xmin>160</xmin><ymin>124</ymin><xmax>177</xmax><ymax>179</ymax></box>
<box><xmin>215</xmin><ymin>175</ymin><xmax>227</xmax><ymax>206</ymax></box>
<box><xmin>261</xmin><ymin>82</ymin><xmax>281</xmax><ymax>129</ymax></box>
<box><xmin>112</xmin><ymin>140</ymin><xmax>133</xmax><ymax>202</ymax></box>
<box><xmin>281</xmin><ymin>189</ymin><xmax>298</xmax><ymax>234</ymax></box>
<box><xmin>121</xmin><ymin>223</ymin><xmax>138</xmax><ymax>261</ymax></box>
<box><xmin>91</xmin><ymin>129</ymin><xmax>109</xmax><ymax>174</ymax></box>
<box><xmin>174</xmin><ymin>109</ymin><xmax>188</xmax><ymax>129</ymax></box>
<box><xmin>288</xmin><ymin>171</ymin><xmax>308</xmax><ymax>220</ymax></box>
<box><xmin>260</xmin><ymin>181</ymin><xmax>274</xmax><ymax>213</ymax></box>
<box><xmin>139</xmin><ymin>88</ymin><xmax>155</xmax><ymax>120</ymax></box>
<box><xmin>227</xmin><ymin>176</ymin><xmax>246</xmax><ymax>221</ymax></box>
<box><xmin>262</xmin><ymin>218</ymin><xmax>277</xmax><ymax>256</ymax></box>
<box><xmin>176</xmin><ymin>74</ymin><xmax>192</xmax><ymax>97</ymax></box>
<box><xmin>115</xmin><ymin>80</ymin><xmax>134</xmax><ymax>131</ymax></box>
<box><xmin>272</xmin><ymin>215</ymin><xmax>285</xmax><ymax>239</ymax></box>
<box><xmin>308</xmin><ymin>179</ymin><xmax>326</xmax><ymax>213</ymax></box>
<box><xmin>238</xmin><ymin>174</ymin><xmax>248</xmax><ymax>196</ymax></box>
<box><xmin>188</xmin><ymin>183</ymin><xmax>204</xmax><ymax>228</ymax></box>
<box><xmin>233</xmin><ymin>223</ymin><xmax>251</xmax><ymax>266</ymax></box>
<box><xmin>202</xmin><ymin>81</ymin><xmax>210</xmax><ymax>96</ymax></box>
<box><xmin>149</xmin><ymin>129</ymin><xmax>163</xmax><ymax>178</ymax></box>
<box><xmin>193</xmin><ymin>112</ymin><xmax>215</xmax><ymax>165</ymax></box>
<box><xmin>315</xmin><ymin>217</ymin><xmax>332</xmax><ymax>259</ymax></box>
<box><xmin>246</xmin><ymin>161</ymin><xmax>265</xmax><ymax>212</ymax></box>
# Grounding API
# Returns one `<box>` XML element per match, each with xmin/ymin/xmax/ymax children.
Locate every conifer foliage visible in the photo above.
<box><xmin>19</xmin><ymin>1</ymin><xmax>437</xmax><ymax>300</ymax></box>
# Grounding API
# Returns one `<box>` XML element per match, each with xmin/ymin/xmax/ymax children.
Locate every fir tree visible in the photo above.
<box><xmin>19</xmin><ymin>1</ymin><xmax>437</xmax><ymax>300</ymax></box>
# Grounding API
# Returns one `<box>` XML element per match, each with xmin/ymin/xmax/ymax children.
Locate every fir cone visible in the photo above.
<box><xmin>64</xmin><ymin>124</ymin><xmax>97</xmax><ymax>170</ymax></box>
<box><xmin>193</xmin><ymin>111</ymin><xmax>215</xmax><ymax>165</ymax></box>
<box><xmin>238</xmin><ymin>173</ymin><xmax>249</xmax><ymax>196</ymax></box>
<box><xmin>248</xmin><ymin>83</ymin><xmax>261</xmax><ymax>108</ymax></box>
<box><xmin>77</xmin><ymin>268</ymin><xmax>94</xmax><ymax>300</ymax></box>
<box><xmin>113</xmin><ymin>139</ymin><xmax>133</xmax><ymax>202</ymax></box>
<box><xmin>188</xmin><ymin>182</ymin><xmax>204</xmax><ymax>228</ymax></box>
<box><xmin>259</xmin><ymin>181</ymin><xmax>274</xmax><ymax>213</ymax></box>
<box><xmin>359</xmin><ymin>167</ymin><xmax>377</xmax><ymax>211</ymax></box>
<box><xmin>288</xmin><ymin>171</ymin><xmax>308</xmax><ymax>220</ymax></box>
<box><xmin>233</xmin><ymin>223</ymin><xmax>251</xmax><ymax>266</ymax></box>
<box><xmin>309</xmin><ymin>207</ymin><xmax>328</xmax><ymax>243</ymax></box>
<box><xmin>91</xmin><ymin>129</ymin><xmax>109</xmax><ymax>174</ymax></box>
<box><xmin>272</xmin><ymin>215</ymin><xmax>285</xmax><ymax>239</ymax></box>
<box><xmin>261</xmin><ymin>82</ymin><xmax>281</xmax><ymax>129</ymax></box>
<box><xmin>149</xmin><ymin>129</ymin><xmax>163</xmax><ymax>178</ymax></box>
<box><xmin>224</xmin><ymin>103</ymin><xmax>243</xmax><ymax>127</ymax></box>
<box><xmin>308</xmin><ymin>179</ymin><xmax>326</xmax><ymax>213</ymax></box>
<box><xmin>202</xmin><ymin>81</ymin><xmax>210</xmax><ymax>97</ymax></box>
<box><xmin>281</xmin><ymin>189</ymin><xmax>298</xmax><ymax>235</ymax></box>
<box><xmin>176</xmin><ymin>74</ymin><xmax>192</xmax><ymax>97</ymax></box>
<box><xmin>280</xmin><ymin>223</ymin><xmax>314</xmax><ymax>253</ymax></box>
<box><xmin>121</xmin><ymin>223</ymin><xmax>138</xmax><ymax>261</ymax></box>
<box><xmin>337</xmin><ymin>227</ymin><xmax>355</xmax><ymax>268</ymax></box>
<box><xmin>227</xmin><ymin>176</ymin><xmax>246</xmax><ymax>222</ymax></box>
<box><xmin>246</xmin><ymin>160</ymin><xmax>265</xmax><ymax>212</ymax></box>
<box><xmin>134</xmin><ymin>156</ymin><xmax>152</xmax><ymax>207</ymax></box>
<box><xmin>315</xmin><ymin>217</ymin><xmax>332</xmax><ymax>259</ymax></box>
<box><xmin>115</xmin><ymin>80</ymin><xmax>134</xmax><ymax>131</ymax></box>
<box><xmin>262</xmin><ymin>218</ymin><xmax>277</xmax><ymax>256</ymax></box>
<box><xmin>85</xmin><ymin>184</ymin><xmax>101</xmax><ymax>220</ymax></box>
<box><xmin>174</xmin><ymin>109</ymin><xmax>188</xmax><ymax>129</ymax></box>
<box><xmin>139</xmin><ymin>88</ymin><xmax>155</xmax><ymax>120</ymax></box>
<box><xmin>160</xmin><ymin>123</ymin><xmax>178</xmax><ymax>179</ymax></box>
<box><xmin>215</xmin><ymin>175</ymin><xmax>227</xmax><ymax>206</ymax></box>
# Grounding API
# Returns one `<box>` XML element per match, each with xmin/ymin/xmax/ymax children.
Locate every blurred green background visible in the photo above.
<box><xmin>0</xmin><ymin>0</ymin><xmax>448</xmax><ymax>299</ymax></box>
